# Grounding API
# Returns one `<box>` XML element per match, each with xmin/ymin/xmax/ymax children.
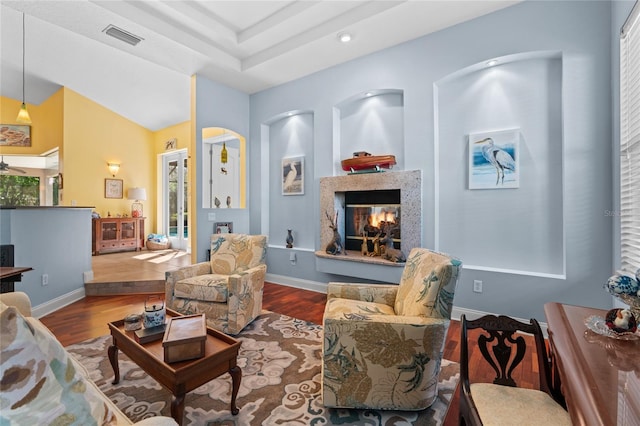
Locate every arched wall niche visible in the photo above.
<box><xmin>261</xmin><ymin>110</ymin><xmax>315</xmax><ymax>250</ymax></box>
<box><xmin>333</xmin><ymin>89</ymin><xmax>405</xmax><ymax>175</ymax></box>
<box><xmin>201</xmin><ymin>127</ymin><xmax>246</xmax><ymax>209</ymax></box>
<box><xmin>434</xmin><ymin>51</ymin><xmax>565</xmax><ymax>278</ymax></box>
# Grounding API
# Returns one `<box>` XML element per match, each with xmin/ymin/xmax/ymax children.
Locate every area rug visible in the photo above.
<box><xmin>66</xmin><ymin>311</ymin><xmax>459</xmax><ymax>425</ymax></box>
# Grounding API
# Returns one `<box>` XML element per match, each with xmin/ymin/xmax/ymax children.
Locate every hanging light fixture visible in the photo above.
<box><xmin>16</xmin><ymin>13</ymin><xmax>31</xmax><ymax>124</ymax></box>
<box><xmin>221</xmin><ymin>142</ymin><xmax>228</xmax><ymax>164</ymax></box>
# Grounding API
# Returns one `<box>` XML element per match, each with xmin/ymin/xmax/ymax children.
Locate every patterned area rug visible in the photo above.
<box><xmin>66</xmin><ymin>311</ymin><xmax>459</xmax><ymax>425</ymax></box>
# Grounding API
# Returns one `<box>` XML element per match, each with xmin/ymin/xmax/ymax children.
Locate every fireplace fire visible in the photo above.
<box><xmin>344</xmin><ymin>190</ymin><xmax>401</xmax><ymax>252</ymax></box>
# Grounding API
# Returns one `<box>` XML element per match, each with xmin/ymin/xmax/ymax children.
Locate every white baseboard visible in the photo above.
<box><xmin>32</xmin><ymin>288</ymin><xmax>86</xmax><ymax>319</ymax></box>
<box><xmin>265</xmin><ymin>273</ymin><xmax>327</xmax><ymax>294</ymax></box>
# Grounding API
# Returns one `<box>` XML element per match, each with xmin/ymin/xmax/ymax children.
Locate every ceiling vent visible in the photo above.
<box><xmin>103</xmin><ymin>25</ymin><xmax>143</xmax><ymax>46</ymax></box>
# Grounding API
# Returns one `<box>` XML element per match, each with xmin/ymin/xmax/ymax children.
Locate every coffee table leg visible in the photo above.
<box><xmin>108</xmin><ymin>344</ymin><xmax>120</xmax><ymax>385</ymax></box>
<box><xmin>171</xmin><ymin>393</ymin><xmax>185</xmax><ymax>426</ymax></box>
<box><xmin>229</xmin><ymin>366</ymin><xmax>241</xmax><ymax>415</ymax></box>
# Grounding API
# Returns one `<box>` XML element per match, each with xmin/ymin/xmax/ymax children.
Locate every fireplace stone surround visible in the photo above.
<box><xmin>316</xmin><ymin>170</ymin><xmax>421</xmax><ymax>282</ymax></box>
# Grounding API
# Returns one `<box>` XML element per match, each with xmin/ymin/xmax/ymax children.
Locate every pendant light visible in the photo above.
<box><xmin>16</xmin><ymin>13</ymin><xmax>31</xmax><ymax>124</ymax></box>
<box><xmin>221</xmin><ymin>142</ymin><xmax>228</xmax><ymax>164</ymax></box>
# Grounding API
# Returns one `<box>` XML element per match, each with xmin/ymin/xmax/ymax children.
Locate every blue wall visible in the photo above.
<box><xmin>246</xmin><ymin>0</ymin><xmax>622</xmax><ymax>320</ymax></box>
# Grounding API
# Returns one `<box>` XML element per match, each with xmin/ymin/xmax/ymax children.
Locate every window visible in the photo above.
<box><xmin>0</xmin><ymin>175</ymin><xmax>40</xmax><ymax>206</ymax></box>
<box><xmin>620</xmin><ymin>2</ymin><xmax>640</xmax><ymax>274</ymax></box>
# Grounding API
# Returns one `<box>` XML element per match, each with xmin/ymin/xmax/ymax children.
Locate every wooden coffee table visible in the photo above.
<box><xmin>107</xmin><ymin>308</ymin><xmax>241</xmax><ymax>425</ymax></box>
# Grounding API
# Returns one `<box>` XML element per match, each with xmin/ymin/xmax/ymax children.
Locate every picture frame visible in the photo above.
<box><xmin>468</xmin><ymin>128</ymin><xmax>520</xmax><ymax>190</ymax></box>
<box><xmin>214</xmin><ymin>222</ymin><xmax>233</xmax><ymax>234</ymax></box>
<box><xmin>165</xmin><ymin>138</ymin><xmax>177</xmax><ymax>151</ymax></box>
<box><xmin>105</xmin><ymin>178</ymin><xmax>124</xmax><ymax>199</ymax></box>
<box><xmin>282</xmin><ymin>156</ymin><xmax>304</xmax><ymax>195</ymax></box>
<box><xmin>0</xmin><ymin>125</ymin><xmax>31</xmax><ymax>146</ymax></box>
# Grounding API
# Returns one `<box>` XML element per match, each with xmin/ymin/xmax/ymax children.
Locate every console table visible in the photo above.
<box><xmin>544</xmin><ymin>302</ymin><xmax>640</xmax><ymax>425</ymax></box>
<box><xmin>92</xmin><ymin>217</ymin><xmax>145</xmax><ymax>255</ymax></box>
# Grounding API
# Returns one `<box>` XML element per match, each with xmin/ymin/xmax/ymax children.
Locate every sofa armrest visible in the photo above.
<box><xmin>0</xmin><ymin>291</ymin><xmax>32</xmax><ymax>316</ymax></box>
<box><xmin>227</xmin><ymin>263</ymin><xmax>267</xmax><ymax>335</ymax></box>
<box><xmin>165</xmin><ymin>262</ymin><xmax>211</xmax><ymax>305</ymax></box>
<box><xmin>327</xmin><ymin>282</ymin><xmax>398</xmax><ymax>307</ymax></box>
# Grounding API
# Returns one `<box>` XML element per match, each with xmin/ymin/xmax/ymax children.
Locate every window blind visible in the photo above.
<box><xmin>620</xmin><ymin>1</ymin><xmax>640</xmax><ymax>274</ymax></box>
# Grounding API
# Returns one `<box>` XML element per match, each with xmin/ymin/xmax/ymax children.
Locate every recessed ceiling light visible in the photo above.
<box><xmin>338</xmin><ymin>32</ymin><xmax>352</xmax><ymax>43</ymax></box>
<box><xmin>486</xmin><ymin>60</ymin><xmax>498</xmax><ymax>67</ymax></box>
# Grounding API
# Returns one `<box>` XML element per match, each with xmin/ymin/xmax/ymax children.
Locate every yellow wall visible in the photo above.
<box><xmin>154</xmin><ymin>121</ymin><xmax>190</xmax><ymax>153</ymax></box>
<box><xmin>2</xmin><ymin>89</ymin><xmax>195</xmax><ymax>242</ymax></box>
<box><xmin>0</xmin><ymin>90</ymin><xmax>63</xmax><ymax>155</ymax></box>
<box><xmin>62</xmin><ymin>88</ymin><xmax>156</xmax><ymax>235</ymax></box>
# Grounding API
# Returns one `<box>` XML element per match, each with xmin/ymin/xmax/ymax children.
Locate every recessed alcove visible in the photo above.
<box><xmin>333</xmin><ymin>89</ymin><xmax>405</xmax><ymax>174</ymax></box>
<box><xmin>316</xmin><ymin>170</ymin><xmax>421</xmax><ymax>281</ymax></box>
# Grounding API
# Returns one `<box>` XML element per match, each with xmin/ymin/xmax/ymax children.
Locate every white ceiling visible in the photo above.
<box><xmin>0</xmin><ymin>0</ymin><xmax>519</xmax><ymax>131</ymax></box>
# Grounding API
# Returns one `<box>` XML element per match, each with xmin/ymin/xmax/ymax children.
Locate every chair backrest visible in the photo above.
<box><xmin>210</xmin><ymin>233</ymin><xmax>267</xmax><ymax>275</ymax></box>
<box><xmin>394</xmin><ymin>248</ymin><xmax>461</xmax><ymax>318</ymax></box>
<box><xmin>460</xmin><ymin>314</ymin><xmax>553</xmax><ymax>394</ymax></box>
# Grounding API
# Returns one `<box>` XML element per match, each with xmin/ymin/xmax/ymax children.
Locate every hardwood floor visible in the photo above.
<box><xmin>40</xmin><ymin>281</ymin><xmax>540</xmax><ymax>426</ymax></box>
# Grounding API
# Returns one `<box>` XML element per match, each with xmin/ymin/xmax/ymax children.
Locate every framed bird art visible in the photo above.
<box><xmin>468</xmin><ymin>128</ymin><xmax>520</xmax><ymax>190</ymax></box>
<box><xmin>282</xmin><ymin>156</ymin><xmax>304</xmax><ymax>195</ymax></box>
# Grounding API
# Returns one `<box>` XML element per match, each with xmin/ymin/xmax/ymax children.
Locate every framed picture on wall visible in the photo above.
<box><xmin>105</xmin><ymin>178</ymin><xmax>124</xmax><ymax>198</ymax></box>
<box><xmin>282</xmin><ymin>156</ymin><xmax>304</xmax><ymax>195</ymax></box>
<box><xmin>214</xmin><ymin>222</ymin><xmax>233</xmax><ymax>234</ymax></box>
<box><xmin>0</xmin><ymin>125</ymin><xmax>31</xmax><ymax>146</ymax></box>
<box><xmin>468</xmin><ymin>129</ymin><xmax>520</xmax><ymax>189</ymax></box>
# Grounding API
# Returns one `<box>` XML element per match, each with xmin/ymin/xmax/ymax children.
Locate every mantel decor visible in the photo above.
<box><xmin>104</xmin><ymin>178</ymin><xmax>123</xmax><ymax>199</ymax></box>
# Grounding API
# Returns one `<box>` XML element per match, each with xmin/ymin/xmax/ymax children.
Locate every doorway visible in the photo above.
<box><xmin>162</xmin><ymin>150</ymin><xmax>188</xmax><ymax>251</ymax></box>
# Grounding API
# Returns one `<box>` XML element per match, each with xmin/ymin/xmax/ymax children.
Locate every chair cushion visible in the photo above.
<box><xmin>395</xmin><ymin>248</ymin><xmax>460</xmax><ymax>318</ymax></box>
<box><xmin>174</xmin><ymin>274</ymin><xmax>229</xmax><ymax>302</ymax></box>
<box><xmin>210</xmin><ymin>234</ymin><xmax>267</xmax><ymax>275</ymax></box>
<box><xmin>324</xmin><ymin>297</ymin><xmax>396</xmax><ymax>318</ymax></box>
<box><xmin>470</xmin><ymin>383</ymin><xmax>572</xmax><ymax>426</ymax></box>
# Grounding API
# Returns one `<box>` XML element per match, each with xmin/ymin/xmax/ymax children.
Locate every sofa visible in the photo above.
<box><xmin>0</xmin><ymin>291</ymin><xmax>177</xmax><ymax>426</ymax></box>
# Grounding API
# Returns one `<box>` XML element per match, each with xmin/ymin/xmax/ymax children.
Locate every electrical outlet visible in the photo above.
<box><xmin>289</xmin><ymin>252</ymin><xmax>296</xmax><ymax>265</ymax></box>
<box><xmin>41</xmin><ymin>274</ymin><xmax>49</xmax><ymax>286</ymax></box>
<box><xmin>208</xmin><ymin>212</ymin><xmax>216</xmax><ymax>221</ymax></box>
<box><xmin>473</xmin><ymin>280</ymin><xmax>482</xmax><ymax>293</ymax></box>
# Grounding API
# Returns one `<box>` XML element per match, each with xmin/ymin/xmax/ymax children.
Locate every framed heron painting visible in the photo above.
<box><xmin>282</xmin><ymin>156</ymin><xmax>304</xmax><ymax>195</ymax></box>
<box><xmin>468</xmin><ymin>129</ymin><xmax>520</xmax><ymax>189</ymax></box>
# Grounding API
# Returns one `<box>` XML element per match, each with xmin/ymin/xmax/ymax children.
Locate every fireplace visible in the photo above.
<box><xmin>318</xmin><ymin>170</ymin><xmax>422</xmax><ymax>277</ymax></box>
<box><xmin>344</xmin><ymin>190</ymin><xmax>401</xmax><ymax>251</ymax></box>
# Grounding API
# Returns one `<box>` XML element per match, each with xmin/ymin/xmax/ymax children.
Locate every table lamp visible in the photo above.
<box><xmin>128</xmin><ymin>187</ymin><xmax>147</xmax><ymax>218</ymax></box>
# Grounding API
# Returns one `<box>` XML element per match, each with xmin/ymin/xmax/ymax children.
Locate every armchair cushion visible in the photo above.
<box><xmin>174</xmin><ymin>274</ymin><xmax>230</xmax><ymax>302</ymax></box>
<box><xmin>395</xmin><ymin>248</ymin><xmax>461</xmax><ymax>318</ymax></box>
<box><xmin>324</xmin><ymin>298</ymin><xmax>396</xmax><ymax>318</ymax></box>
<box><xmin>209</xmin><ymin>233</ymin><xmax>267</xmax><ymax>274</ymax></box>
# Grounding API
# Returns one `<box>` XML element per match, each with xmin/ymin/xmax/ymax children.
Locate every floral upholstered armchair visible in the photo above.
<box><xmin>322</xmin><ymin>248</ymin><xmax>461</xmax><ymax>410</ymax></box>
<box><xmin>165</xmin><ymin>233</ymin><xmax>267</xmax><ymax>335</ymax></box>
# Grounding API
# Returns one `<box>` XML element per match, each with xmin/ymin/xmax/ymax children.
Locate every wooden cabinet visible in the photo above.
<box><xmin>92</xmin><ymin>217</ymin><xmax>145</xmax><ymax>255</ymax></box>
